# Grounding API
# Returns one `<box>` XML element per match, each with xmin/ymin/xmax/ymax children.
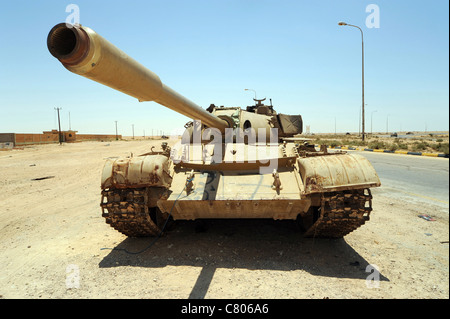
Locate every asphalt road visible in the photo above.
<box><xmin>347</xmin><ymin>150</ymin><xmax>449</xmax><ymax>210</ymax></box>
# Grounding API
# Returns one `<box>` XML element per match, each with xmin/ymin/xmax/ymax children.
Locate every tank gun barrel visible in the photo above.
<box><xmin>47</xmin><ymin>23</ymin><xmax>229</xmax><ymax>132</ymax></box>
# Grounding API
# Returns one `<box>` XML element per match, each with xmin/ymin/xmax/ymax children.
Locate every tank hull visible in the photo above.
<box><xmin>100</xmin><ymin>142</ymin><xmax>380</xmax><ymax>238</ymax></box>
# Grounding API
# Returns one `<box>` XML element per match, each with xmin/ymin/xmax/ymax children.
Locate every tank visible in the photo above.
<box><xmin>47</xmin><ymin>23</ymin><xmax>381</xmax><ymax>238</ymax></box>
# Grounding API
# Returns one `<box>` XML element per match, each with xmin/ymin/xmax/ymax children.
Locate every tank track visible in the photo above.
<box><xmin>100</xmin><ymin>188</ymin><xmax>161</xmax><ymax>237</ymax></box>
<box><xmin>304</xmin><ymin>189</ymin><xmax>373</xmax><ymax>238</ymax></box>
<box><xmin>101</xmin><ymin>188</ymin><xmax>373</xmax><ymax>239</ymax></box>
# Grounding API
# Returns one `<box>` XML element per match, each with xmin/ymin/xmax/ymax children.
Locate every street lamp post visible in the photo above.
<box><xmin>338</xmin><ymin>21</ymin><xmax>365</xmax><ymax>141</ymax></box>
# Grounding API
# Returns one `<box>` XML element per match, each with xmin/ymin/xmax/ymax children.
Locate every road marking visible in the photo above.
<box><xmin>421</xmin><ymin>153</ymin><xmax>438</xmax><ymax>157</ymax></box>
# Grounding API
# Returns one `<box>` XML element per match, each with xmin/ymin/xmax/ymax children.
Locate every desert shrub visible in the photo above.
<box><xmin>411</xmin><ymin>142</ymin><xmax>429</xmax><ymax>152</ymax></box>
<box><xmin>387</xmin><ymin>143</ymin><xmax>399</xmax><ymax>151</ymax></box>
<box><xmin>434</xmin><ymin>143</ymin><xmax>449</xmax><ymax>154</ymax></box>
<box><xmin>348</xmin><ymin>139</ymin><xmax>367</xmax><ymax>147</ymax></box>
<box><xmin>314</xmin><ymin>139</ymin><xmax>340</xmax><ymax>148</ymax></box>
<box><xmin>368</xmin><ymin>141</ymin><xmax>386</xmax><ymax>150</ymax></box>
<box><xmin>397</xmin><ymin>142</ymin><xmax>409</xmax><ymax>150</ymax></box>
<box><xmin>329</xmin><ymin>140</ymin><xmax>339</xmax><ymax>148</ymax></box>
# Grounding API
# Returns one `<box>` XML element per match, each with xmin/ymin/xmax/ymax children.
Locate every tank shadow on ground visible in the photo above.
<box><xmin>99</xmin><ymin>219</ymin><xmax>389</xmax><ymax>292</ymax></box>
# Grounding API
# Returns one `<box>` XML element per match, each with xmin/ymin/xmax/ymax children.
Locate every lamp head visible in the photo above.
<box><xmin>338</xmin><ymin>21</ymin><xmax>348</xmax><ymax>26</ymax></box>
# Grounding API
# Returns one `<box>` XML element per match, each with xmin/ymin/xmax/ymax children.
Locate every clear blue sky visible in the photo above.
<box><xmin>0</xmin><ymin>0</ymin><xmax>448</xmax><ymax>135</ymax></box>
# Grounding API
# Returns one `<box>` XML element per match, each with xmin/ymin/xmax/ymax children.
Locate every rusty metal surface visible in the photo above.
<box><xmin>157</xmin><ymin>169</ymin><xmax>310</xmax><ymax>220</ymax></box>
<box><xmin>303</xmin><ymin>189</ymin><xmax>373</xmax><ymax>238</ymax></box>
<box><xmin>298</xmin><ymin>153</ymin><xmax>381</xmax><ymax>194</ymax></box>
<box><xmin>96</xmin><ymin>142</ymin><xmax>381</xmax><ymax>237</ymax></box>
<box><xmin>101</xmin><ymin>155</ymin><xmax>172</xmax><ymax>189</ymax></box>
<box><xmin>98</xmin><ymin>142</ymin><xmax>381</xmax><ymax>234</ymax></box>
<box><xmin>159</xmin><ymin>199</ymin><xmax>309</xmax><ymax>220</ymax></box>
<box><xmin>47</xmin><ymin>23</ymin><xmax>90</xmax><ymax>66</ymax></box>
<box><xmin>101</xmin><ymin>188</ymin><xmax>161</xmax><ymax>237</ymax></box>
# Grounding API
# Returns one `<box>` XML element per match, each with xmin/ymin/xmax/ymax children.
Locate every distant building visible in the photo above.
<box><xmin>0</xmin><ymin>130</ymin><xmax>121</xmax><ymax>146</ymax></box>
<box><xmin>42</xmin><ymin>129</ymin><xmax>77</xmax><ymax>143</ymax></box>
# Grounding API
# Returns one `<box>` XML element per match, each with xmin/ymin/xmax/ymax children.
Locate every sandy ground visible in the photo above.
<box><xmin>0</xmin><ymin>139</ymin><xmax>448</xmax><ymax>300</ymax></box>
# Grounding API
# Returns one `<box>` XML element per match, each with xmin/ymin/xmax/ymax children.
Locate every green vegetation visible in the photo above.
<box><xmin>434</xmin><ymin>143</ymin><xmax>449</xmax><ymax>154</ymax></box>
<box><xmin>411</xmin><ymin>141</ymin><xmax>429</xmax><ymax>152</ymax></box>
<box><xmin>312</xmin><ymin>134</ymin><xmax>449</xmax><ymax>155</ymax></box>
<box><xmin>368</xmin><ymin>141</ymin><xmax>386</xmax><ymax>150</ymax></box>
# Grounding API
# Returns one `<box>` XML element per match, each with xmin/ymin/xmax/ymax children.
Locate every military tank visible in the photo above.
<box><xmin>47</xmin><ymin>23</ymin><xmax>381</xmax><ymax>238</ymax></box>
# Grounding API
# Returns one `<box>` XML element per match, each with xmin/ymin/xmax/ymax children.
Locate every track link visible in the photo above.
<box><xmin>100</xmin><ymin>188</ymin><xmax>161</xmax><ymax>237</ymax></box>
<box><xmin>304</xmin><ymin>189</ymin><xmax>373</xmax><ymax>238</ymax></box>
<box><xmin>101</xmin><ymin>188</ymin><xmax>373</xmax><ymax>239</ymax></box>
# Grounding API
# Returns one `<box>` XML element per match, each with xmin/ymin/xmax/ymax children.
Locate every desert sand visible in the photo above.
<box><xmin>0</xmin><ymin>139</ymin><xmax>448</xmax><ymax>299</ymax></box>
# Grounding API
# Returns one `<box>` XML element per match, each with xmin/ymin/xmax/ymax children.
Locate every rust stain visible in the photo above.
<box><xmin>305</xmin><ymin>174</ymin><xmax>326</xmax><ymax>192</ymax></box>
<box><xmin>149</xmin><ymin>173</ymin><xmax>160</xmax><ymax>184</ymax></box>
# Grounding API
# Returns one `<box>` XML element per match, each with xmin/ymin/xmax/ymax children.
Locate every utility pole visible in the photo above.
<box><xmin>55</xmin><ymin>107</ymin><xmax>62</xmax><ymax>145</ymax></box>
<box><xmin>115</xmin><ymin>121</ymin><xmax>118</xmax><ymax>141</ymax></box>
<box><xmin>132</xmin><ymin>124</ymin><xmax>135</xmax><ymax>139</ymax></box>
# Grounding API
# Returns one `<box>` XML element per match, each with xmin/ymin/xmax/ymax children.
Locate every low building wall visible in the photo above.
<box><xmin>76</xmin><ymin>134</ymin><xmax>121</xmax><ymax>141</ymax></box>
<box><xmin>0</xmin><ymin>131</ymin><xmax>121</xmax><ymax>146</ymax></box>
<box><xmin>0</xmin><ymin>133</ymin><xmax>15</xmax><ymax>144</ymax></box>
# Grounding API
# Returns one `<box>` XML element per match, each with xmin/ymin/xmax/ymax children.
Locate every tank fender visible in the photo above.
<box><xmin>101</xmin><ymin>155</ymin><xmax>172</xmax><ymax>189</ymax></box>
<box><xmin>297</xmin><ymin>153</ymin><xmax>381</xmax><ymax>194</ymax></box>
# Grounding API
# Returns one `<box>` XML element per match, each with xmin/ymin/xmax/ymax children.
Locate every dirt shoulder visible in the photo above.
<box><xmin>0</xmin><ymin>140</ymin><xmax>448</xmax><ymax>299</ymax></box>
